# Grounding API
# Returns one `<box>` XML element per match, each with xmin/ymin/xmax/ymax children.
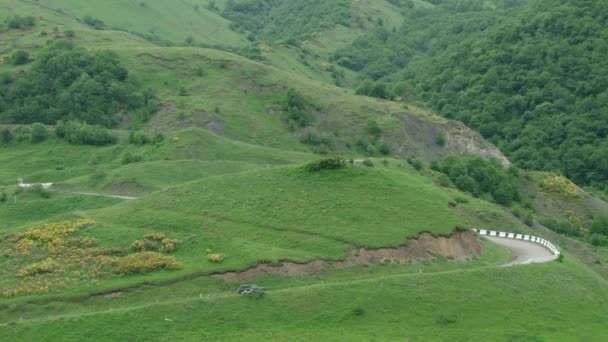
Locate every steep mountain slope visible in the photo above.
<box><xmin>333</xmin><ymin>0</ymin><xmax>608</xmax><ymax>191</ymax></box>
<box><xmin>0</xmin><ymin>1</ymin><xmax>508</xmax><ymax>163</ymax></box>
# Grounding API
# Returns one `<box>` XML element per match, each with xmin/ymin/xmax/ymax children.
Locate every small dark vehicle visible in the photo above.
<box><xmin>237</xmin><ymin>284</ymin><xmax>265</xmax><ymax>294</ymax></box>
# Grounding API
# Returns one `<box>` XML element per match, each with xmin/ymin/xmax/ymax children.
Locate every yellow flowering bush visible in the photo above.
<box><xmin>26</xmin><ymin>219</ymin><xmax>96</xmax><ymax>242</ymax></box>
<box><xmin>18</xmin><ymin>258</ymin><xmax>58</xmax><ymax>277</ymax></box>
<box><xmin>130</xmin><ymin>233</ymin><xmax>181</xmax><ymax>253</ymax></box>
<box><xmin>114</xmin><ymin>251</ymin><xmax>181</xmax><ymax>274</ymax></box>
<box><xmin>208</xmin><ymin>253</ymin><xmax>225</xmax><ymax>263</ymax></box>
<box><xmin>564</xmin><ymin>210</ymin><xmax>582</xmax><ymax>225</ymax></box>
<box><xmin>540</xmin><ymin>175</ymin><xmax>580</xmax><ymax>198</ymax></box>
<box><xmin>14</xmin><ymin>238</ymin><xmax>35</xmax><ymax>256</ymax></box>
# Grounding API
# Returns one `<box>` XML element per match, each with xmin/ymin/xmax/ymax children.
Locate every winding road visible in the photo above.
<box><xmin>488</xmin><ymin>236</ymin><xmax>558</xmax><ymax>266</ymax></box>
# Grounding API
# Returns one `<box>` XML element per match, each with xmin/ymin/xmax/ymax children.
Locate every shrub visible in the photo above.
<box><xmin>363</xmin><ymin>159</ymin><xmax>374</xmax><ymax>167</ymax></box>
<box><xmin>435</xmin><ymin>130</ymin><xmax>446</xmax><ymax>146</ymax></box>
<box><xmin>130</xmin><ymin>233</ymin><xmax>181</xmax><ymax>253</ymax></box>
<box><xmin>121</xmin><ymin>152</ymin><xmax>143</xmax><ymax>165</ymax></box>
<box><xmin>589</xmin><ymin>234</ymin><xmax>608</xmax><ymax>247</ymax></box>
<box><xmin>26</xmin><ymin>219</ymin><xmax>95</xmax><ymax>242</ymax></box>
<box><xmin>114</xmin><ymin>252</ymin><xmax>181</xmax><ymax>274</ymax></box>
<box><xmin>306</xmin><ymin>156</ymin><xmax>346</xmax><ymax>172</ymax></box>
<box><xmin>540</xmin><ymin>175</ymin><xmax>580</xmax><ymax>198</ymax></box>
<box><xmin>407</xmin><ymin>157</ymin><xmax>423</xmax><ymax>171</ymax></box>
<box><xmin>352</xmin><ymin>305</ymin><xmax>365</xmax><ymax>316</ymax></box>
<box><xmin>540</xmin><ymin>218</ymin><xmax>582</xmax><ymax>237</ymax></box>
<box><xmin>0</xmin><ymin>192</ymin><xmax>7</xmax><ymax>203</ymax></box>
<box><xmin>129</xmin><ymin>130</ymin><xmax>152</xmax><ymax>145</ymax></box>
<box><xmin>56</xmin><ymin>120</ymin><xmax>116</xmax><ymax>145</ymax></box>
<box><xmin>454</xmin><ymin>197</ymin><xmax>469</xmax><ymax>204</ymax></box>
<box><xmin>207</xmin><ymin>253</ymin><xmax>225</xmax><ymax>263</ymax></box>
<box><xmin>378</xmin><ymin>143</ymin><xmax>390</xmax><ymax>155</ymax></box>
<box><xmin>6</xmin><ymin>15</ymin><xmax>36</xmax><ymax>30</ymax></box>
<box><xmin>12</xmin><ymin>50</ymin><xmax>30</xmax><ymax>65</ymax></box>
<box><xmin>591</xmin><ymin>217</ymin><xmax>608</xmax><ymax>236</ymax></box>
<box><xmin>18</xmin><ymin>258</ymin><xmax>58</xmax><ymax>277</ymax></box>
<box><xmin>30</xmin><ymin>123</ymin><xmax>48</xmax><ymax>143</ymax></box>
<box><xmin>0</xmin><ymin>128</ymin><xmax>13</xmax><ymax>144</ymax></box>
<box><xmin>83</xmin><ymin>16</ymin><xmax>105</xmax><ymax>29</ymax></box>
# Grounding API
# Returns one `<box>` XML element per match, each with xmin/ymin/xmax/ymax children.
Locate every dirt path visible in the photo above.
<box><xmin>58</xmin><ymin>191</ymin><xmax>137</xmax><ymax>200</ymax></box>
<box><xmin>487</xmin><ymin>236</ymin><xmax>558</xmax><ymax>266</ymax></box>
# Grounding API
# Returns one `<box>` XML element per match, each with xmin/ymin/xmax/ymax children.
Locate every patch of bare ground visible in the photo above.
<box><xmin>217</xmin><ymin>229</ymin><xmax>481</xmax><ymax>281</ymax></box>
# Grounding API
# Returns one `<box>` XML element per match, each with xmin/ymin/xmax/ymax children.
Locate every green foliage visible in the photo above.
<box><xmin>1</xmin><ymin>42</ymin><xmax>156</xmax><ymax>127</ymax></box>
<box><xmin>334</xmin><ymin>0</ymin><xmax>608</xmax><ymax>189</ymax></box>
<box><xmin>407</xmin><ymin>157</ymin><xmax>423</xmax><ymax>171</ymax></box>
<box><xmin>433</xmin><ymin>156</ymin><xmax>520</xmax><ymax>205</ymax></box>
<box><xmin>29</xmin><ymin>123</ymin><xmax>48</xmax><ymax>143</ymax></box>
<box><xmin>11</xmin><ymin>51</ymin><xmax>30</xmax><ymax>65</ymax></box>
<box><xmin>222</xmin><ymin>0</ymin><xmax>351</xmax><ymax>42</ymax></box>
<box><xmin>435</xmin><ymin>131</ymin><xmax>446</xmax><ymax>146</ymax></box>
<box><xmin>366</xmin><ymin>119</ymin><xmax>382</xmax><ymax>139</ymax></box>
<box><xmin>540</xmin><ymin>218</ymin><xmax>582</xmax><ymax>237</ymax></box>
<box><xmin>306</xmin><ymin>156</ymin><xmax>346</xmax><ymax>172</ymax></box>
<box><xmin>129</xmin><ymin>130</ymin><xmax>154</xmax><ymax>145</ymax></box>
<box><xmin>0</xmin><ymin>128</ymin><xmax>13</xmax><ymax>144</ymax></box>
<box><xmin>591</xmin><ymin>217</ymin><xmax>608</xmax><ymax>236</ymax></box>
<box><xmin>83</xmin><ymin>16</ymin><xmax>106</xmax><ymax>30</ymax></box>
<box><xmin>121</xmin><ymin>152</ymin><xmax>144</xmax><ymax>165</ymax></box>
<box><xmin>5</xmin><ymin>15</ymin><xmax>36</xmax><ymax>30</ymax></box>
<box><xmin>284</xmin><ymin>88</ymin><xmax>316</xmax><ymax>128</ymax></box>
<box><xmin>55</xmin><ymin>121</ymin><xmax>117</xmax><ymax>145</ymax></box>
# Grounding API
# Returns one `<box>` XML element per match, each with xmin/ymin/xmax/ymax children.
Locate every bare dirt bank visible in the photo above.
<box><xmin>217</xmin><ymin>229</ymin><xmax>481</xmax><ymax>281</ymax></box>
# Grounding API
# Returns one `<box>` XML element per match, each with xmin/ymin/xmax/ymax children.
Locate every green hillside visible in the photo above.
<box><xmin>1</xmin><ymin>0</ymin><xmax>608</xmax><ymax>340</ymax></box>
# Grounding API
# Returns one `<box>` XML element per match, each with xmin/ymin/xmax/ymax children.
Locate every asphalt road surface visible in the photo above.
<box><xmin>487</xmin><ymin>236</ymin><xmax>558</xmax><ymax>266</ymax></box>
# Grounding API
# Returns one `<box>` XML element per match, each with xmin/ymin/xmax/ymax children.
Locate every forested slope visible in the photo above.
<box><xmin>335</xmin><ymin>0</ymin><xmax>608</xmax><ymax>190</ymax></box>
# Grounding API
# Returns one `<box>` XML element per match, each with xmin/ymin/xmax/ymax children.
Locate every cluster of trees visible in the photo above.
<box><xmin>333</xmin><ymin>0</ymin><xmax>608</xmax><ymax>190</ymax></box>
<box><xmin>0</xmin><ymin>42</ymin><xmax>157</xmax><ymax>127</ymax></box>
<box><xmin>222</xmin><ymin>0</ymin><xmax>351</xmax><ymax>43</ymax></box>
<box><xmin>2</xmin><ymin>15</ymin><xmax>36</xmax><ymax>31</ymax></box>
<box><xmin>55</xmin><ymin>120</ymin><xmax>116</xmax><ymax>145</ymax></box>
<box><xmin>0</xmin><ymin>121</ymin><xmax>116</xmax><ymax>146</ymax></box>
<box><xmin>431</xmin><ymin>156</ymin><xmax>521</xmax><ymax>206</ymax></box>
<box><xmin>128</xmin><ymin>130</ymin><xmax>165</xmax><ymax>145</ymax></box>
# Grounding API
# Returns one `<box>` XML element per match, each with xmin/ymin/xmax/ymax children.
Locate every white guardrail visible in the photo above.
<box><xmin>472</xmin><ymin>229</ymin><xmax>560</xmax><ymax>256</ymax></box>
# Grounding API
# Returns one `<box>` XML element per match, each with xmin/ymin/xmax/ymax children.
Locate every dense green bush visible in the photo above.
<box><xmin>121</xmin><ymin>152</ymin><xmax>143</xmax><ymax>165</ymax></box>
<box><xmin>11</xmin><ymin>51</ymin><xmax>30</xmax><ymax>65</ymax></box>
<box><xmin>591</xmin><ymin>217</ymin><xmax>608</xmax><ymax>236</ymax></box>
<box><xmin>540</xmin><ymin>218</ymin><xmax>582</xmax><ymax>237</ymax></box>
<box><xmin>222</xmin><ymin>0</ymin><xmax>351</xmax><ymax>42</ymax></box>
<box><xmin>284</xmin><ymin>88</ymin><xmax>317</xmax><ymax>129</ymax></box>
<box><xmin>0</xmin><ymin>42</ymin><xmax>156</xmax><ymax>127</ymax></box>
<box><xmin>5</xmin><ymin>15</ymin><xmax>35</xmax><ymax>30</ymax></box>
<box><xmin>432</xmin><ymin>156</ymin><xmax>520</xmax><ymax>205</ymax></box>
<box><xmin>306</xmin><ymin>156</ymin><xmax>346</xmax><ymax>172</ymax></box>
<box><xmin>30</xmin><ymin>123</ymin><xmax>48</xmax><ymax>143</ymax></box>
<box><xmin>55</xmin><ymin>120</ymin><xmax>116</xmax><ymax>145</ymax></box>
<box><xmin>0</xmin><ymin>128</ymin><xmax>13</xmax><ymax>144</ymax></box>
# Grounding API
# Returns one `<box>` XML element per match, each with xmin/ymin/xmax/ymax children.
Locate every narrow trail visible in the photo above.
<box><xmin>57</xmin><ymin>191</ymin><xmax>137</xmax><ymax>200</ymax></box>
<box><xmin>0</xmin><ymin>237</ymin><xmax>557</xmax><ymax>327</ymax></box>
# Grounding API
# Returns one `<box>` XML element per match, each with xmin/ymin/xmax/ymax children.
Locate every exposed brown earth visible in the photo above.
<box><xmin>217</xmin><ymin>229</ymin><xmax>481</xmax><ymax>281</ymax></box>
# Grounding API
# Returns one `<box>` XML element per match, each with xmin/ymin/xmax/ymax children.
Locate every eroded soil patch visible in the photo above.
<box><xmin>217</xmin><ymin>230</ymin><xmax>481</xmax><ymax>281</ymax></box>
